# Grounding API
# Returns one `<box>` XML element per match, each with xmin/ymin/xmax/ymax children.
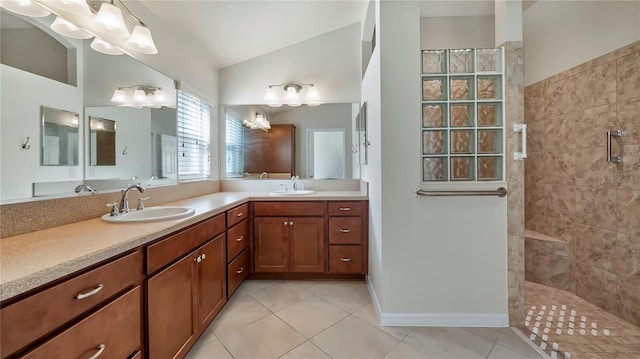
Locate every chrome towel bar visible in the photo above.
<box><xmin>416</xmin><ymin>187</ymin><xmax>507</xmax><ymax>197</ymax></box>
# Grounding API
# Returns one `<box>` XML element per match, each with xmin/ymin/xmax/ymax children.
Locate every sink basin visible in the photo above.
<box><xmin>101</xmin><ymin>206</ymin><xmax>195</xmax><ymax>223</ymax></box>
<box><xmin>270</xmin><ymin>189</ymin><xmax>315</xmax><ymax>196</ymax></box>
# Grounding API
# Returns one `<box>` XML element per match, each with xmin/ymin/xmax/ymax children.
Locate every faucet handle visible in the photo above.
<box><xmin>137</xmin><ymin>197</ymin><xmax>150</xmax><ymax>211</ymax></box>
<box><xmin>106</xmin><ymin>202</ymin><xmax>119</xmax><ymax>216</ymax></box>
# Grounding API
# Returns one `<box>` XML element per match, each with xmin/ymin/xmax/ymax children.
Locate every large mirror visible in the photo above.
<box><xmin>222</xmin><ymin>103</ymin><xmax>360</xmax><ymax>179</ymax></box>
<box><xmin>41</xmin><ymin>106</ymin><xmax>79</xmax><ymax>166</ymax></box>
<box><xmin>0</xmin><ymin>9</ymin><xmax>177</xmax><ymax>201</ymax></box>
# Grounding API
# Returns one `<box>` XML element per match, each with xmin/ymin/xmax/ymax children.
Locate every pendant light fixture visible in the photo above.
<box><xmin>110</xmin><ymin>85</ymin><xmax>175</xmax><ymax>108</ymax></box>
<box><xmin>90</xmin><ymin>38</ymin><xmax>124</xmax><ymax>55</ymax></box>
<box><xmin>0</xmin><ymin>0</ymin><xmax>50</xmax><ymax>17</ymax></box>
<box><xmin>243</xmin><ymin>113</ymin><xmax>271</xmax><ymax>131</ymax></box>
<box><xmin>50</xmin><ymin>16</ymin><xmax>93</xmax><ymax>39</ymax></box>
<box><xmin>94</xmin><ymin>2</ymin><xmax>129</xmax><ymax>38</ymax></box>
<box><xmin>263</xmin><ymin>82</ymin><xmax>322</xmax><ymax>108</ymax></box>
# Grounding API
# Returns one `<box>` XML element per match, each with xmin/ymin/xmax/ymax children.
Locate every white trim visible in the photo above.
<box><xmin>366</xmin><ymin>275</ymin><xmax>509</xmax><ymax>327</ymax></box>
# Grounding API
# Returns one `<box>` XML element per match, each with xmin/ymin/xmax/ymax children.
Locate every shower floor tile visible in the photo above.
<box><xmin>524</xmin><ymin>281</ymin><xmax>640</xmax><ymax>359</ymax></box>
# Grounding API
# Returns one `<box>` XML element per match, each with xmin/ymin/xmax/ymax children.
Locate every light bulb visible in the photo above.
<box><xmin>90</xmin><ymin>38</ymin><xmax>124</xmax><ymax>55</ymax></box>
<box><xmin>264</xmin><ymin>87</ymin><xmax>282</xmax><ymax>108</ymax></box>
<box><xmin>284</xmin><ymin>86</ymin><xmax>301</xmax><ymax>107</ymax></box>
<box><xmin>125</xmin><ymin>25</ymin><xmax>158</xmax><ymax>54</ymax></box>
<box><xmin>305</xmin><ymin>85</ymin><xmax>321</xmax><ymax>106</ymax></box>
<box><xmin>0</xmin><ymin>0</ymin><xmax>50</xmax><ymax>17</ymax></box>
<box><xmin>51</xmin><ymin>17</ymin><xmax>93</xmax><ymax>39</ymax></box>
<box><xmin>95</xmin><ymin>3</ymin><xmax>130</xmax><ymax>38</ymax></box>
<box><xmin>133</xmin><ymin>89</ymin><xmax>146</xmax><ymax>102</ymax></box>
<box><xmin>110</xmin><ymin>89</ymin><xmax>126</xmax><ymax>103</ymax></box>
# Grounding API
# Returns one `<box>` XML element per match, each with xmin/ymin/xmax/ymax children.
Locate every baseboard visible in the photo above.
<box><xmin>365</xmin><ymin>275</ymin><xmax>509</xmax><ymax>327</ymax></box>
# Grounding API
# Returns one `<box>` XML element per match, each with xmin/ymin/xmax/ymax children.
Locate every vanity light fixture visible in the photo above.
<box><xmin>263</xmin><ymin>82</ymin><xmax>322</xmax><ymax>108</ymax></box>
<box><xmin>0</xmin><ymin>0</ymin><xmax>158</xmax><ymax>56</ymax></box>
<box><xmin>110</xmin><ymin>85</ymin><xmax>174</xmax><ymax>108</ymax></box>
<box><xmin>243</xmin><ymin>113</ymin><xmax>271</xmax><ymax>131</ymax></box>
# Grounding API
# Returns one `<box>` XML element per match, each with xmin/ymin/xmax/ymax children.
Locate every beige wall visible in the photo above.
<box><xmin>524</xmin><ymin>41</ymin><xmax>640</xmax><ymax>326</ymax></box>
<box><xmin>420</xmin><ymin>15</ymin><xmax>495</xmax><ymax>50</ymax></box>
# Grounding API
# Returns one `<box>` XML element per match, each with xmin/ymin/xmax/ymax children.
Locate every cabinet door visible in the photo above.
<box><xmin>196</xmin><ymin>234</ymin><xmax>226</xmax><ymax>331</ymax></box>
<box><xmin>289</xmin><ymin>217</ymin><xmax>325</xmax><ymax>272</ymax></box>
<box><xmin>268</xmin><ymin>124</ymin><xmax>295</xmax><ymax>174</ymax></box>
<box><xmin>254</xmin><ymin>217</ymin><xmax>289</xmax><ymax>272</ymax></box>
<box><xmin>147</xmin><ymin>252</ymin><xmax>197</xmax><ymax>359</ymax></box>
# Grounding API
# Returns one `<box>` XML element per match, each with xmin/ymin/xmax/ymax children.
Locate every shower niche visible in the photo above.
<box><xmin>421</xmin><ymin>48</ymin><xmax>505</xmax><ymax>182</ymax></box>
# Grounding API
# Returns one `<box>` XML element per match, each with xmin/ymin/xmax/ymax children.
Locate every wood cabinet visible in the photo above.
<box><xmin>147</xmin><ymin>233</ymin><xmax>226</xmax><ymax>359</ymax></box>
<box><xmin>327</xmin><ymin>201</ymin><xmax>368</xmax><ymax>274</ymax></box>
<box><xmin>244</xmin><ymin>124</ymin><xmax>295</xmax><ymax>175</ymax></box>
<box><xmin>0</xmin><ymin>251</ymin><xmax>143</xmax><ymax>358</ymax></box>
<box><xmin>254</xmin><ymin>202</ymin><xmax>325</xmax><ymax>273</ymax></box>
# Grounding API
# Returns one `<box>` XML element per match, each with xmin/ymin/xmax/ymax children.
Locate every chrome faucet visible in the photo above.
<box><xmin>291</xmin><ymin>176</ymin><xmax>299</xmax><ymax>191</ymax></box>
<box><xmin>74</xmin><ymin>184</ymin><xmax>96</xmax><ymax>194</ymax></box>
<box><xmin>120</xmin><ymin>184</ymin><xmax>145</xmax><ymax>213</ymax></box>
<box><xmin>260</xmin><ymin>172</ymin><xmax>269</xmax><ymax>179</ymax></box>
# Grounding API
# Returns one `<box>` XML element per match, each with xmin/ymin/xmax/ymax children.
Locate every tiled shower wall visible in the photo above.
<box><xmin>524</xmin><ymin>41</ymin><xmax>640</xmax><ymax>326</ymax></box>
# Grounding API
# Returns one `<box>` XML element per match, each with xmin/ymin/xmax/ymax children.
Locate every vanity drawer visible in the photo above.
<box><xmin>146</xmin><ymin>214</ymin><xmax>225</xmax><ymax>274</ymax></box>
<box><xmin>328</xmin><ymin>246</ymin><xmax>362</xmax><ymax>274</ymax></box>
<box><xmin>22</xmin><ymin>286</ymin><xmax>142</xmax><ymax>359</ymax></box>
<box><xmin>254</xmin><ymin>201</ymin><xmax>324</xmax><ymax>217</ymax></box>
<box><xmin>227</xmin><ymin>203</ymin><xmax>249</xmax><ymax>228</ymax></box>
<box><xmin>227</xmin><ymin>249</ymin><xmax>249</xmax><ymax>297</ymax></box>
<box><xmin>328</xmin><ymin>201</ymin><xmax>363</xmax><ymax>216</ymax></box>
<box><xmin>0</xmin><ymin>251</ymin><xmax>142</xmax><ymax>358</ymax></box>
<box><xmin>329</xmin><ymin>217</ymin><xmax>362</xmax><ymax>244</ymax></box>
<box><xmin>227</xmin><ymin>219</ymin><xmax>248</xmax><ymax>262</ymax></box>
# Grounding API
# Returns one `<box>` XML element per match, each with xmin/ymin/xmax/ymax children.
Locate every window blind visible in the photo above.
<box><xmin>225</xmin><ymin>113</ymin><xmax>244</xmax><ymax>177</ymax></box>
<box><xmin>177</xmin><ymin>90</ymin><xmax>210</xmax><ymax>181</ymax></box>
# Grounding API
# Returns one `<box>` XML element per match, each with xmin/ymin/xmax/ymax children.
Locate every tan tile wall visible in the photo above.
<box><xmin>524</xmin><ymin>41</ymin><xmax>640</xmax><ymax>326</ymax></box>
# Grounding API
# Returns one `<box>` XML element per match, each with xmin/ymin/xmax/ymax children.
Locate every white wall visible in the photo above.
<box><xmin>1</xmin><ymin>28</ymin><xmax>68</xmax><ymax>84</ymax></box>
<box><xmin>84</xmin><ymin>107</ymin><xmax>152</xmax><ymax>180</ymax></box>
<box><xmin>219</xmin><ymin>23</ymin><xmax>361</xmax><ymax>105</ymax></box>
<box><xmin>271</xmin><ymin>104</ymin><xmax>353</xmax><ymax>178</ymax></box>
<box><xmin>363</xmin><ymin>0</ymin><xmax>508</xmax><ymax>323</ymax></box>
<box><xmin>524</xmin><ymin>0</ymin><xmax>640</xmax><ymax>85</ymax></box>
<box><xmin>420</xmin><ymin>16</ymin><xmax>495</xmax><ymax>49</ymax></box>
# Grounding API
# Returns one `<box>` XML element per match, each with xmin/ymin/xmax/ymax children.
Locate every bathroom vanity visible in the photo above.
<box><xmin>0</xmin><ymin>191</ymin><xmax>367</xmax><ymax>359</ymax></box>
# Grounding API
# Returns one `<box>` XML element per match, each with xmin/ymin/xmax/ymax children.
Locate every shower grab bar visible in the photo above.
<box><xmin>415</xmin><ymin>187</ymin><xmax>507</xmax><ymax>197</ymax></box>
<box><xmin>606</xmin><ymin>129</ymin><xmax>622</xmax><ymax>163</ymax></box>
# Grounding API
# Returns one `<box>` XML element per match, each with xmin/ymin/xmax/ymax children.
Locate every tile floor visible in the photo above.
<box><xmin>186</xmin><ymin>280</ymin><xmax>544</xmax><ymax>359</ymax></box>
<box><xmin>524</xmin><ymin>281</ymin><xmax>640</xmax><ymax>359</ymax></box>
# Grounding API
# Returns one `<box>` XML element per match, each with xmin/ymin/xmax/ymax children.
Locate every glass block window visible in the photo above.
<box><xmin>421</xmin><ymin>48</ymin><xmax>504</xmax><ymax>182</ymax></box>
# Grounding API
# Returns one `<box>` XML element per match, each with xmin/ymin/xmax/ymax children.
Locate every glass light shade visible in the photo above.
<box><xmin>95</xmin><ymin>3</ymin><xmax>130</xmax><ymax>38</ymax></box>
<box><xmin>90</xmin><ymin>38</ymin><xmax>124</xmax><ymax>55</ymax></box>
<box><xmin>305</xmin><ymin>85</ymin><xmax>321</xmax><ymax>106</ymax></box>
<box><xmin>0</xmin><ymin>0</ymin><xmax>50</xmax><ymax>17</ymax></box>
<box><xmin>264</xmin><ymin>87</ymin><xmax>282</xmax><ymax>107</ymax></box>
<box><xmin>153</xmin><ymin>89</ymin><xmax>167</xmax><ymax>104</ymax></box>
<box><xmin>133</xmin><ymin>89</ymin><xmax>146</xmax><ymax>102</ymax></box>
<box><xmin>51</xmin><ymin>17</ymin><xmax>93</xmax><ymax>39</ymax></box>
<box><xmin>58</xmin><ymin>0</ymin><xmax>92</xmax><ymax>15</ymax></box>
<box><xmin>125</xmin><ymin>25</ymin><xmax>158</xmax><ymax>54</ymax></box>
<box><xmin>110</xmin><ymin>89</ymin><xmax>126</xmax><ymax>103</ymax></box>
<box><xmin>284</xmin><ymin>86</ymin><xmax>301</xmax><ymax>107</ymax></box>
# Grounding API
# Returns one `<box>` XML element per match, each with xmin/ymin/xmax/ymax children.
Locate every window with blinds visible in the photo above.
<box><xmin>177</xmin><ymin>90</ymin><xmax>211</xmax><ymax>181</ymax></box>
<box><xmin>225</xmin><ymin>112</ymin><xmax>244</xmax><ymax>177</ymax></box>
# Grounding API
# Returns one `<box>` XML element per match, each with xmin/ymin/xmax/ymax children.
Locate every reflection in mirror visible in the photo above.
<box><xmin>89</xmin><ymin>116</ymin><xmax>116</xmax><ymax>166</ymax></box>
<box><xmin>222</xmin><ymin>103</ymin><xmax>360</xmax><ymax>179</ymax></box>
<box><xmin>41</xmin><ymin>106</ymin><xmax>79</xmax><ymax>166</ymax></box>
<box><xmin>308</xmin><ymin>129</ymin><xmax>345</xmax><ymax>179</ymax></box>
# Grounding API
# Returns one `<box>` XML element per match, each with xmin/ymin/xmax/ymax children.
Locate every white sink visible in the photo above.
<box><xmin>101</xmin><ymin>206</ymin><xmax>195</xmax><ymax>223</ymax></box>
<box><xmin>270</xmin><ymin>189</ymin><xmax>316</xmax><ymax>196</ymax></box>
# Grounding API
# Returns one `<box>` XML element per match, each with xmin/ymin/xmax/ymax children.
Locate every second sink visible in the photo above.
<box><xmin>102</xmin><ymin>206</ymin><xmax>195</xmax><ymax>223</ymax></box>
<box><xmin>270</xmin><ymin>189</ymin><xmax>315</xmax><ymax>196</ymax></box>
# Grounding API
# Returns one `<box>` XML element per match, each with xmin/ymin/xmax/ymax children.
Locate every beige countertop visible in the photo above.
<box><xmin>0</xmin><ymin>191</ymin><xmax>366</xmax><ymax>301</ymax></box>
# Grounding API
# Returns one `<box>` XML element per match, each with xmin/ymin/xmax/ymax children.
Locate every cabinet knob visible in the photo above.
<box><xmin>75</xmin><ymin>284</ymin><xmax>104</xmax><ymax>300</ymax></box>
<box><xmin>236</xmin><ymin>267</ymin><xmax>245</xmax><ymax>274</ymax></box>
<box><xmin>339</xmin><ymin>207</ymin><xmax>351</xmax><ymax>211</ymax></box>
<box><xmin>195</xmin><ymin>255</ymin><xmax>202</xmax><ymax>263</ymax></box>
<box><xmin>339</xmin><ymin>229</ymin><xmax>351</xmax><ymax>233</ymax></box>
<box><xmin>340</xmin><ymin>257</ymin><xmax>351</xmax><ymax>262</ymax></box>
<box><xmin>284</xmin><ymin>221</ymin><xmax>288</xmax><ymax>226</ymax></box>
<box><xmin>201</xmin><ymin>253</ymin><xmax>206</xmax><ymax>260</ymax></box>
<box><xmin>237</xmin><ymin>235</ymin><xmax>243</xmax><ymax>242</ymax></box>
<box><xmin>289</xmin><ymin>221</ymin><xmax>294</xmax><ymax>225</ymax></box>
<box><xmin>87</xmin><ymin>344</ymin><xmax>106</xmax><ymax>359</ymax></box>
<box><xmin>236</xmin><ymin>212</ymin><xmax>243</xmax><ymax>217</ymax></box>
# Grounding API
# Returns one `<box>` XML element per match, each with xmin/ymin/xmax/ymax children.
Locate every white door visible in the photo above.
<box><xmin>161</xmin><ymin>134</ymin><xmax>177</xmax><ymax>179</ymax></box>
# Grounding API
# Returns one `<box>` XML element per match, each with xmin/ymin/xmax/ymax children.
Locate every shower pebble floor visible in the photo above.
<box><xmin>524</xmin><ymin>281</ymin><xmax>640</xmax><ymax>359</ymax></box>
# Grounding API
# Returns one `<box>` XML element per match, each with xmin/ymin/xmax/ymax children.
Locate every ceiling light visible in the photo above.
<box><xmin>110</xmin><ymin>89</ymin><xmax>126</xmax><ymax>103</ymax></box>
<box><xmin>95</xmin><ymin>2</ymin><xmax>130</xmax><ymax>38</ymax></box>
<box><xmin>51</xmin><ymin>16</ymin><xmax>93</xmax><ymax>39</ymax></box>
<box><xmin>90</xmin><ymin>38</ymin><xmax>125</xmax><ymax>55</ymax></box>
<box><xmin>110</xmin><ymin>85</ymin><xmax>174</xmax><ymax>108</ymax></box>
<box><xmin>264</xmin><ymin>82</ymin><xmax>321</xmax><ymax>108</ymax></box>
<box><xmin>125</xmin><ymin>25</ymin><xmax>158</xmax><ymax>54</ymax></box>
<box><xmin>0</xmin><ymin>0</ymin><xmax>50</xmax><ymax>17</ymax></box>
<box><xmin>58</xmin><ymin>0</ymin><xmax>92</xmax><ymax>15</ymax></box>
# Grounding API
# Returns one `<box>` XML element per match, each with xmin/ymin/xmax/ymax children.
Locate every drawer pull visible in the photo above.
<box><xmin>75</xmin><ymin>284</ymin><xmax>104</xmax><ymax>300</ymax></box>
<box><xmin>201</xmin><ymin>253</ymin><xmax>206</xmax><ymax>260</ymax></box>
<box><xmin>340</xmin><ymin>257</ymin><xmax>351</xmax><ymax>262</ymax></box>
<box><xmin>87</xmin><ymin>344</ymin><xmax>106</xmax><ymax>359</ymax></box>
<box><xmin>236</xmin><ymin>235</ymin><xmax>244</xmax><ymax>242</ymax></box>
<box><xmin>236</xmin><ymin>212</ymin><xmax>244</xmax><ymax>217</ymax></box>
<box><xmin>339</xmin><ymin>207</ymin><xmax>351</xmax><ymax>211</ymax></box>
<box><xmin>236</xmin><ymin>267</ymin><xmax>245</xmax><ymax>274</ymax></box>
<box><xmin>339</xmin><ymin>229</ymin><xmax>351</xmax><ymax>233</ymax></box>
